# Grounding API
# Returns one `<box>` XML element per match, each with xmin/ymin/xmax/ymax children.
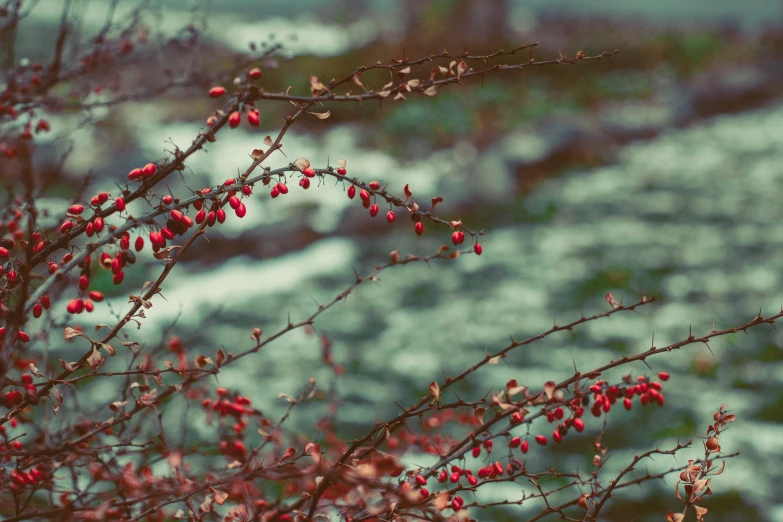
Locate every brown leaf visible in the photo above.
<box><xmin>423</xmin><ymin>85</ymin><xmax>439</xmax><ymax>97</ymax></box>
<box><xmin>407</xmin><ymin>79</ymin><xmax>421</xmax><ymax>89</ymax></box>
<box><xmin>216</xmin><ymin>349</ymin><xmax>226</xmax><ymax>367</ymax></box>
<box><xmin>456</xmin><ymin>60</ymin><xmax>469</xmax><ymax>79</ymax></box>
<box><xmin>28</xmin><ymin>362</ymin><xmax>44</xmax><ymax>378</ymax></box>
<box><xmin>309</xmin><ymin>75</ymin><xmax>327</xmax><ymax>95</ymax></box>
<box><xmin>393</xmin><ymin>92</ymin><xmax>407</xmax><ymax>101</ymax></box>
<box><xmin>666</xmin><ymin>512</ymin><xmax>685</xmax><ymax>522</ymax></box>
<box><xmin>429</xmin><ymin>381</ymin><xmax>440</xmax><ymax>401</ymax></box>
<box><xmin>210</xmin><ymin>487</ymin><xmax>228</xmax><ymax>505</ymax></box>
<box><xmin>263</xmin><ymin>136</ymin><xmax>274</xmax><ymax>146</ymax></box>
<box><xmin>99</xmin><ymin>343</ymin><xmax>116</xmax><ymax>356</ymax></box>
<box><xmin>87</xmin><ymin>348</ymin><xmax>105</xmax><ymax>371</ymax></box>
<box><xmin>694</xmin><ymin>506</ymin><xmax>708</xmax><ymax>522</ymax></box>
<box><xmin>378</xmin><ymin>90</ymin><xmax>392</xmax><ymax>98</ymax></box>
<box><xmin>336</xmin><ymin>159</ymin><xmax>346</xmax><ymax>169</ymax></box>
<box><xmin>251</xmin><ymin>149</ymin><xmax>264</xmax><ymax>159</ymax></box>
<box><xmin>64</xmin><ymin>327</ymin><xmax>84</xmax><ymax>340</ymax></box>
<box><xmin>543</xmin><ymin>380</ymin><xmax>556</xmax><ymax>399</ymax></box>
<box><xmin>309</xmin><ymin>111</ymin><xmax>331</xmax><ymax>119</ymax></box>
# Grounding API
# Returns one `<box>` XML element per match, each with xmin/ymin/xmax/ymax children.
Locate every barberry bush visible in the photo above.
<box><xmin>0</xmin><ymin>2</ymin><xmax>757</xmax><ymax>521</ymax></box>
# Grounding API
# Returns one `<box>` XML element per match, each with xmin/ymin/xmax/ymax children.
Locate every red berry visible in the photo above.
<box><xmin>141</xmin><ymin>163</ymin><xmax>157</xmax><ymax>177</ymax></box>
<box><xmin>209</xmin><ymin>86</ymin><xmax>226</xmax><ymax>98</ymax></box>
<box><xmin>451</xmin><ymin>231</ymin><xmax>464</xmax><ymax>245</ymax></box>
<box><xmin>474</xmin><ymin>243</ymin><xmax>483</xmax><ymax>255</ymax></box>
<box><xmin>520</xmin><ymin>440</ymin><xmax>529</xmax><ymax>454</ymax></box>
<box><xmin>33</xmin><ymin>304</ymin><xmax>43</xmax><ymax>318</ymax></box>
<box><xmin>553</xmin><ymin>430</ymin><xmax>562</xmax><ymax>443</ymax></box>
<box><xmin>573</xmin><ymin>418</ymin><xmax>585</xmax><ymax>432</ymax></box>
<box><xmin>88</xmin><ymin>291</ymin><xmax>104</xmax><ymax>302</ymax></box>
<box><xmin>369</xmin><ymin>181</ymin><xmax>381</xmax><ymax>190</ymax></box>
<box><xmin>359</xmin><ymin>189</ymin><xmax>370</xmax><ymax>202</ymax></box>
<box><xmin>135</xmin><ymin>236</ymin><xmax>144</xmax><ymax>251</ymax></box>
<box><xmin>216</xmin><ymin>209</ymin><xmax>226</xmax><ymax>223</ymax></box>
<box><xmin>98</xmin><ymin>192</ymin><xmax>108</xmax><ymax>204</ymax></box>
<box><xmin>386</xmin><ymin>210</ymin><xmax>395</xmax><ymax>223</ymax></box>
<box><xmin>195</xmin><ymin>209</ymin><xmax>206</xmax><ymax>224</ymax></box>
<box><xmin>302</xmin><ymin>167</ymin><xmax>316</xmax><ymax>178</ymax></box>
<box><xmin>79</xmin><ymin>275</ymin><xmax>89</xmax><ymax>291</ymax></box>
<box><xmin>337</xmin><ymin>167</ymin><xmax>347</xmax><ymax>175</ymax></box>
<box><xmin>128</xmin><ymin>168</ymin><xmax>142</xmax><ymax>179</ymax></box>
<box><xmin>228</xmin><ymin>111</ymin><xmax>241</xmax><ymax>128</ymax></box>
<box><xmin>347</xmin><ymin>185</ymin><xmax>356</xmax><ymax>199</ymax></box>
<box><xmin>248</xmin><ymin>68</ymin><xmax>262</xmax><ymax>79</ymax></box>
<box><xmin>66</xmin><ymin>299</ymin><xmax>84</xmax><ymax>314</ymax></box>
<box><xmin>113</xmin><ymin>271</ymin><xmax>124</xmax><ymax>285</ymax></box>
<box><xmin>299</xmin><ymin>178</ymin><xmax>310</xmax><ymax>189</ymax></box>
<box><xmin>0</xmin><ymin>247</ymin><xmax>9</xmax><ymax>258</ymax></box>
<box><xmin>472</xmin><ymin>446</ymin><xmax>481</xmax><ymax>458</ymax></box>
<box><xmin>68</xmin><ymin>204</ymin><xmax>84</xmax><ymax>214</ymax></box>
<box><xmin>415</xmin><ymin>222</ymin><xmax>424</xmax><ymax>236</ymax></box>
<box><xmin>658</xmin><ymin>372</ymin><xmax>670</xmax><ymax>381</ymax></box>
<box><xmin>270</xmin><ymin>187</ymin><xmax>279</xmax><ymax>198</ymax></box>
<box><xmin>535</xmin><ymin>435</ymin><xmax>547</xmax><ymax>446</ymax></box>
<box><xmin>236</xmin><ymin>203</ymin><xmax>247</xmax><ymax>218</ymax></box>
<box><xmin>277</xmin><ymin>183</ymin><xmax>288</xmax><ymax>194</ymax></box>
<box><xmin>115</xmin><ymin>197</ymin><xmax>125</xmax><ymax>211</ymax></box>
<box><xmin>60</xmin><ymin>221</ymin><xmax>73</xmax><ymax>233</ymax></box>
<box><xmin>229</xmin><ymin>196</ymin><xmax>241</xmax><ymax>209</ymax></box>
<box><xmin>40</xmin><ymin>295</ymin><xmax>51</xmax><ymax>309</ymax></box>
<box><xmin>509</xmin><ymin>437</ymin><xmax>521</xmax><ymax>448</ymax></box>
<box><xmin>369</xmin><ymin>204</ymin><xmax>379</xmax><ymax>217</ymax></box>
<box><xmin>415</xmin><ymin>475</ymin><xmax>427</xmax><ymax>486</ymax></box>
<box><xmin>247</xmin><ymin>110</ymin><xmax>260</xmax><ymax>127</ymax></box>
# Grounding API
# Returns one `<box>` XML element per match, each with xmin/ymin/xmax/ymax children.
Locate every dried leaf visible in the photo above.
<box><xmin>278</xmin><ymin>393</ymin><xmax>297</xmax><ymax>403</ymax></box>
<box><xmin>294</xmin><ymin>157</ymin><xmax>311</xmax><ymax>170</ymax></box>
<box><xmin>99</xmin><ymin>343</ymin><xmax>116</xmax><ymax>356</ymax></box>
<box><xmin>216</xmin><ymin>349</ymin><xmax>226</xmax><ymax>367</ymax></box>
<box><xmin>382</xmin><ymin>80</ymin><xmax>394</xmax><ymax>90</ymax></box>
<box><xmin>87</xmin><ymin>348</ymin><xmax>105</xmax><ymax>371</ymax></box>
<box><xmin>429</xmin><ymin>381</ymin><xmax>440</xmax><ymax>401</ymax></box>
<box><xmin>403</xmin><ymin>184</ymin><xmax>412</xmax><ymax>199</ymax></box>
<box><xmin>431</xmin><ymin>197</ymin><xmax>443</xmax><ymax>210</ymax></box>
<box><xmin>64</xmin><ymin>327</ymin><xmax>84</xmax><ymax>340</ymax></box>
<box><xmin>378</xmin><ymin>90</ymin><xmax>392</xmax><ymax>98</ymax></box>
<box><xmin>210</xmin><ymin>487</ymin><xmax>228</xmax><ymax>505</ymax></box>
<box><xmin>393</xmin><ymin>92</ymin><xmax>407</xmax><ymax>101</ymax></box>
<box><xmin>694</xmin><ymin>506</ymin><xmax>708</xmax><ymax>522</ymax></box>
<box><xmin>309</xmin><ymin>110</ymin><xmax>331</xmax><ymax>119</ymax></box>
<box><xmin>60</xmin><ymin>359</ymin><xmax>75</xmax><ymax>372</ymax></box>
<box><xmin>309</xmin><ymin>75</ymin><xmax>327</xmax><ymax>94</ymax></box>
<box><xmin>336</xmin><ymin>159</ymin><xmax>347</xmax><ymax>169</ymax></box>
<box><xmin>251</xmin><ymin>149</ymin><xmax>264</xmax><ymax>159</ymax></box>
<box><xmin>423</xmin><ymin>85</ymin><xmax>440</xmax><ymax>97</ymax></box>
<box><xmin>263</xmin><ymin>136</ymin><xmax>274</xmax><ymax>146</ymax></box>
<box><xmin>174</xmin><ymin>509</ymin><xmax>186</xmax><ymax>519</ymax></box>
<box><xmin>195</xmin><ymin>355</ymin><xmax>213</xmax><ymax>368</ymax></box>
<box><xmin>666</xmin><ymin>513</ymin><xmax>685</xmax><ymax>522</ymax></box>
<box><xmin>456</xmin><ymin>60</ymin><xmax>469</xmax><ymax>78</ymax></box>
<box><xmin>28</xmin><ymin>363</ymin><xmax>44</xmax><ymax>378</ymax></box>
<box><xmin>543</xmin><ymin>381</ymin><xmax>556</xmax><ymax>399</ymax></box>
<box><xmin>353</xmin><ymin>73</ymin><xmax>366</xmax><ymax>91</ymax></box>
<box><xmin>407</xmin><ymin>79</ymin><xmax>421</xmax><ymax>89</ymax></box>
<box><xmin>434</xmin><ymin>491</ymin><xmax>448</xmax><ymax>511</ymax></box>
